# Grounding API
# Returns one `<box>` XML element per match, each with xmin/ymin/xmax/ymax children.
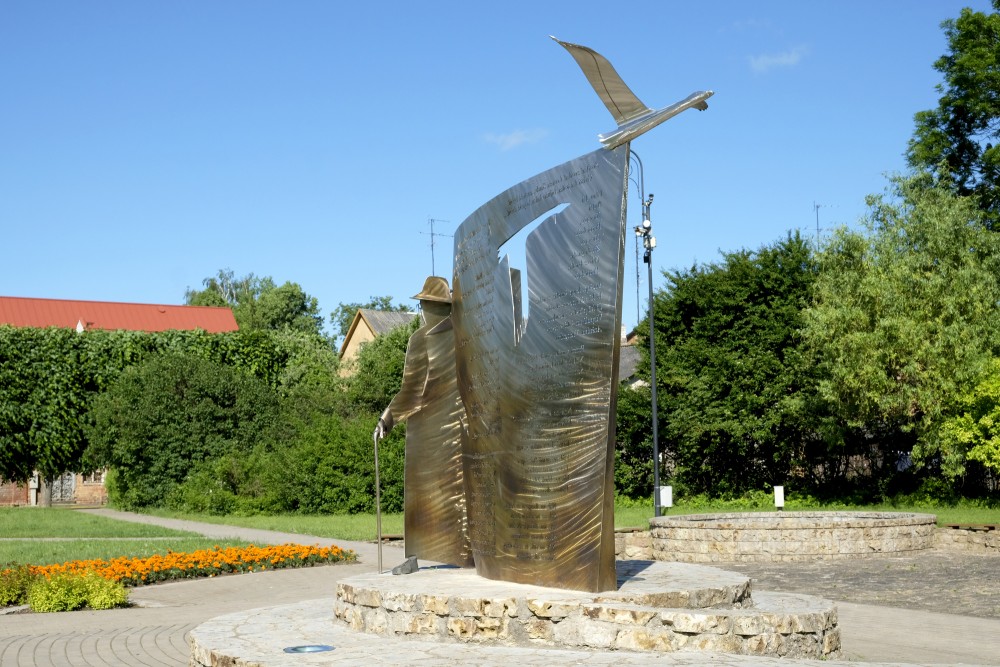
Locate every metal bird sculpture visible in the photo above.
<box><xmin>551</xmin><ymin>36</ymin><xmax>713</xmax><ymax>148</ymax></box>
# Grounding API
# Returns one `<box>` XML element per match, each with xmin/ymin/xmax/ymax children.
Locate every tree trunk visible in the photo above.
<box><xmin>39</xmin><ymin>477</ymin><xmax>52</xmax><ymax>507</ymax></box>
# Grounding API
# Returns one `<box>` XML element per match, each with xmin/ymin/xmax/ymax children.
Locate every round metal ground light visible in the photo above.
<box><xmin>283</xmin><ymin>644</ymin><xmax>335</xmax><ymax>654</ymax></box>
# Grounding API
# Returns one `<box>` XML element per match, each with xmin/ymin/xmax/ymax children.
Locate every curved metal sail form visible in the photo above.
<box><xmin>452</xmin><ymin>145</ymin><xmax>629</xmax><ymax>592</ymax></box>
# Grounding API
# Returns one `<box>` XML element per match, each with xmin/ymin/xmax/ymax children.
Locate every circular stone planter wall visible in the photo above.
<box><xmin>650</xmin><ymin>512</ymin><xmax>936</xmax><ymax>563</ymax></box>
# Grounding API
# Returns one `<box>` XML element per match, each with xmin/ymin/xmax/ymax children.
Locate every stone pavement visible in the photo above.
<box><xmin>1</xmin><ymin>509</ymin><xmax>999</xmax><ymax>666</ymax></box>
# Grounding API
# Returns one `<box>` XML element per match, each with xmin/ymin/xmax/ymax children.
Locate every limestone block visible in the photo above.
<box><xmin>527</xmin><ymin>598</ymin><xmax>575</xmax><ymax>619</ymax></box>
<box><xmin>393</xmin><ymin>611</ymin><xmax>440</xmax><ymax>635</ymax></box>
<box><xmin>582</xmin><ymin>603</ymin><xmax>656</xmax><ymax>626</ymax></box>
<box><xmin>789</xmin><ymin>612</ymin><xmax>824</xmax><ymax>633</ymax></box>
<box><xmin>380</xmin><ymin>591</ymin><xmax>416</xmax><ymax>612</ymax></box>
<box><xmin>745</xmin><ymin>633</ymin><xmax>785</xmax><ymax>656</ymax></box>
<box><xmin>707</xmin><ymin>540</ymin><xmax>736</xmax><ymax>554</ymax></box>
<box><xmin>483</xmin><ymin>597</ymin><xmax>518</xmax><ymax>618</ymax></box>
<box><xmin>447</xmin><ymin>617</ymin><xmax>476</xmax><ymax>639</ymax></box>
<box><xmin>625</xmin><ymin>532</ymin><xmax>651</xmax><ymax>547</ymax></box>
<box><xmin>615</xmin><ymin>627</ymin><xmax>677</xmax><ymax>651</ymax></box>
<box><xmin>550</xmin><ymin>617</ymin><xmax>617</xmax><ymax>648</ymax></box>
<box><xmin>624</xmin><ymin>544</ymin><xmax>652</xmax><ymax>559</ymax></box>
<box><xmin>451</xmin><ymin>596</ymin><xmax>484</xmax><ymax>616</ymax></box>
<box><xmin>475</xmin><ymin>616</ymin><xmax>505</xmax><ymax>639</ymax></box>
<box><xmin>337</xmin><ymin>582</ymin><xmax>355</xmax><ymax>604</ymax></box>
<box><xmin>577</xmin><ymin>621</ymin><xmax>618</xmax><ymax>648</ymax></box>
<box><xmin>353</xmin><ymin>587</ymin><xmax>382</xmax><ymax>608</ymax></box>
<box><xmin>783</xmin><ymin>632</ymin><xmax>821</xmax><ymax>658</ymax></box>
<box><xmin>732</xmin><ymin>615</ymin><xmax>767</xmax><ymax>636</ymax></box>
<box><xmin>525</xmin><ymin>618</ymin><xmax>554</xmax><ymax>641</ymax></box>
<box><xmin>687</xmin><ymin>587</ymin><xmax>728</xmax><ymax>608</ymax></box>
<box><xmin>823</xmin><ymin>627</ymin><xmax>842</xmax><ymax>654</ymax></box>
<box><xmin>638</xmin><ymin>590</ymin><xmax>691</xmax><ymax>608</ymax></box>
<box><xmin>347</xmin><ymin>606</ymin><xmax>365</xmax><ymax>631</ymax></box>
<box><xmin>662</xmin><ymin>611</ymin><xmax>731</xmax><ymax>635</ymax></box>
<box><xmin>680</xmin><ymin>633</ymin><xmax>745</xmax><ymax>654</ymax></box>
<box><xmin>418</xmin><ymin>593</ymin><xmax>450</xmax><ymax>615</ymax></box>
<box><xmin>368</xmin><ymin>608</ymin><xmax>389</xmax><ymax>634</ymax></box>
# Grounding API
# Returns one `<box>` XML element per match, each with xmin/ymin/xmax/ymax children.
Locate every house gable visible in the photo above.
<box><xmin>338</xmin><ymin>308</ymin><xmax>417</xmax><ymax>362</ymax></box>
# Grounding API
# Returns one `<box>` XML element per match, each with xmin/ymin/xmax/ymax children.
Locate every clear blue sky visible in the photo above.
<box><xmin>2</xmin><ymin>1</ymin><xmax>993</xmax><ymax>333</ymax></box>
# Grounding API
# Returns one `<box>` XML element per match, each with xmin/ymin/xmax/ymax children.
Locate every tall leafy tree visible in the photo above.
<box><xmin>186</xmin><ymin>269</ymin><xmax>324</xmax><ymax>335</ymax></box>
<box><xmin>907</xmin><ymin>1</ymin><xmax>1000</xmax><ymax>224</ymax></box>
<box><xmin>643</xmin><ymin>232</ymin><xmax>822</xmax><ymax>495</ymax></box>
<box><xmin>804</xmin><ymin>174</ymin><xmax>1000</xmax><ymax>477</ymax></box>
<box><xmin>0</xmin><ymin>327</ymin><xmax>92</xmax><ymax>483</ymax></box>
<box><xmin>938</xmin><ymin>358</ymin><xmax>1000</xmax><ymax>478</ymax></box>
<box><xmin>87</xmin><ymin>353</ymin><xmax>280</xmax><ymax>509</ymax></box>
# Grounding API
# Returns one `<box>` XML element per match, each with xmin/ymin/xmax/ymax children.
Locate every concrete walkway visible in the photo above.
<box><xmin>1</xmin><ymin>509</ymin><xmax>998</xmax><ymax>666</ymax></box>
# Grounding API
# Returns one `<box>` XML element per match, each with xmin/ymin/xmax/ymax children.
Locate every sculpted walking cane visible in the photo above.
<box><xmin>373</xmin><ymin>276</ymin><xmax>473</xmax><ymax>569</ymax></box>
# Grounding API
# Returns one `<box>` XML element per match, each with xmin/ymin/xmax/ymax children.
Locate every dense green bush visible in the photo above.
<box><xmin>26</xmin><ymin>572</ymin><xmax>128</xmax><ymax>612</ymax></box>
<box><xmin>614</xmin><ymin>385</ymin><xmax>655</xmax><ymax>500</ymax></box>
<box><xmin>165</xmin><ymin>412</ymin><xmax>404</xmax><ymax>515</ymax></box>
<box><xmin>0</xmin><ymin>565</ymin><xmax>37</xmax><ymax>606</ymax></box>
<box><xmin>641</xmin><ymin>233</ymin><xmax>824</xmax><ymax>496</ymax></box>
<box><xmin>88</xmin><ymin>354</ymin><xmax>281</xmax><ymax>509</ymax></box>
<box><xmin>0</xmin><ymin>326</ymin><xmax>339</xmax><ymax>485</ymax></box>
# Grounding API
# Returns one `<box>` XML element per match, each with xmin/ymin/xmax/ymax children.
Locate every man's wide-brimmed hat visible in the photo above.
<box><xmin>413</xmin><ymin>276</ymin><xmax>451</xmax><ymax>303</ymax></box>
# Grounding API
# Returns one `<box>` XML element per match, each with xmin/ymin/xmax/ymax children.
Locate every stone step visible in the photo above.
<box><xmin>333</xmin><ymin>561</ymin><xmax>840</xmax><ymax>659</ymax></box>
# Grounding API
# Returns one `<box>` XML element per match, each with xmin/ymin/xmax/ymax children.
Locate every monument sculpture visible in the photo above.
<box><xmin>374</xmin><ymin>276</ymin><xmax>473</xmax><ymax>568</ymax></box>
<box><xmin>377</xmin><ymin>38</ymin><xmax>712</xmax><ymax>593</ymax></box>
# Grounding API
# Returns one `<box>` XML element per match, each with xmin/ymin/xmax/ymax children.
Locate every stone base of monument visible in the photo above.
<box><xmin>333</xmin><ymin>560</ymin><xmax>841</xmax><ymax>659</ymax></box>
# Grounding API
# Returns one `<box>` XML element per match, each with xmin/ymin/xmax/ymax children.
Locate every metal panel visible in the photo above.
<box><xmin>452</xmin><ymin>144</ymin><xmax>629</xmax><ymax>592</ymax></box>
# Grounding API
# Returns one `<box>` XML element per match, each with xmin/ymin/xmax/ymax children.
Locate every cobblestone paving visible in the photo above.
<box><xmin>725</xmin><ymin>548</ymin><xmax>1000</xmax><ymax>619</ymax></box>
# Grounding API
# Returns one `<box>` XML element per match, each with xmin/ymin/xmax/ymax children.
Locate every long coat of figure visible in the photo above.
<box><xmin>377</xmin><ymin>276</ymin><xmax>473</xmax><ymax>567</ymax></box>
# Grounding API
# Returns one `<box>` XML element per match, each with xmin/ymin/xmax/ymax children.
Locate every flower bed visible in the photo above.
<box><xmin>3</xmin><ymin>543</ymin><xmax>355</xmax><ymax>589</ymax></box>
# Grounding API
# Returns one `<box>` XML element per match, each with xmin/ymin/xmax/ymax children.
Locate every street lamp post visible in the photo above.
<box><xmin>635</xmin><ymin>194</ymin><xmax>660</xmax><ymax>517</ymax></box>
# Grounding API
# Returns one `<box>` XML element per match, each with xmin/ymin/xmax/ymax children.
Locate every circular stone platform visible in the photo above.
<box><xmin>333</xmin><ymin>560</ymin><xmax>840</xmax><ymax>659</ymax></box>
<box><xmin>650</xmin><ymin>512</ymin><xmax>937</xmax><ymax>563</ymax></box>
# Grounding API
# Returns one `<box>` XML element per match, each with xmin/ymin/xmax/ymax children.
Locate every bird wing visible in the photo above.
<box><xmin>550</xmin><ymin>36</ymin><xmax>651</xmax><ymax>125</ymax></box>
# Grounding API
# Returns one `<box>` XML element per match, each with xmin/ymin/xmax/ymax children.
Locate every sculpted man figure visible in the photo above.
<box><xmin>373</xmin><ymin>276</ymin><xmax>473</xmax><ymax>568</ymax></box>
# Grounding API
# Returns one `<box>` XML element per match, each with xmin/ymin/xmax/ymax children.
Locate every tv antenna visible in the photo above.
<box><xmin>421</xmin><ymin>218</ymin><xmax>452</xmax><ymax>276</ymax></box>
<box><xmin>812</xmin><ymin>202</ymin><xmax>840</xmax><ymax>242</ymax></box>
<box><xmin>813</xmin><ymin>202</ymin><xmax>823</xmax><ymax>242</ymax></box>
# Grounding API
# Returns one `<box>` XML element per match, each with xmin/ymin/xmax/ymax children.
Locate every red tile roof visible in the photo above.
<box><xmin>0</xmin><ymin>296</ymin><xmax>238</xmax><ymax>333</ymax></box>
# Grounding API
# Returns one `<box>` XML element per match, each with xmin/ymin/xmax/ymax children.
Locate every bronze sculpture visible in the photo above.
<box><xmin>375</xmin><ymin>276</ymin><xmax>473</xmax><ymax>568</ymax></box>
<box><xmin>378</xmin><ymin>39</ymin><xmax>711</xmax><ymax>592</ymax></box>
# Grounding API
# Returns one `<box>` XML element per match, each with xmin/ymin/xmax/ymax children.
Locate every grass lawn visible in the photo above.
<box><xmin>0</xmin><ymin>507</ymin><xmax>250</xmax><ymax>566</ymax></box>
<box><xmin>144</xmin><ymin>508</ymin><xmax>404</xmax><ymax>542</ymax></box>
<box><xmin>7</xmin><ymin>499</ymin><xmax>994</xmax><ymax>564</ymax></box>
<box><xmin>0</xmin><ymin>507</ymin><xmax>199</xmax><ymax>538</ymax></box>
<box><xmin>149</xmin><ymin>501</ymin><xmax>999</xmax><ymax>538</ymax></box>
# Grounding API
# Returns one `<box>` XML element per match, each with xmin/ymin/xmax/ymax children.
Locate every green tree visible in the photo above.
<box><xmin>907</xmin><ymin>1</ymin><xmax>1000</xmax><ymax>223</ymax></box>
<box><xmin>186</xmin><ymin>269</ymin><xmax>323</xmax><ymax>335</ymax></box>
<box><xmin>614</xmin><ymin>384</ymin><xmax>655</xmax><ymax>500</ymax></box>
<box><xmin>643</xmin><ymin>232</ymin><xmax>822</xmax><ymax>496</ymax></box>
<box><xmin>938</xmin><ymin>358</ymin><xmax>1000</xmax><ymax>477</ymax></box>
<box><xmin>804</xmin><ymin>175</ymin><xmax>1000</xmax><ymax>478</ymax></box>
<box><xmin>342</xmin><ymin>317</ymin><xmax>419</xmax><ymax>414</ymax></box>
<box><xmin>87</xmin><ymin>354</ymin><xmax>280</xmax><ymax>509</ymax></box>
<box><xmin>0</xmin><ymin>327</ymin><xmax>92</xmax><ymax>483</ymax></box>
<box><xmin>330</xmin><ymin>295</ymin><xmax>410</xmax><ymax>345</ymax></box>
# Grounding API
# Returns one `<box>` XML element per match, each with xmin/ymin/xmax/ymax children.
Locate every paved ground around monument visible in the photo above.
<box><xmin>0</xmin><ymin>509</ymin><xmax>996</xmax><ymax>666</ymax></box>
